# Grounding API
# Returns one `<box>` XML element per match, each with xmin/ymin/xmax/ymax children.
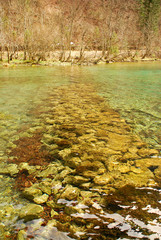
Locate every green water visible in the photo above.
<box><xmin>87</xmin><ymin>62</ymin><xmax>161</xmax><ymax>151</ymax></box>
<box><xmin>0</xmin><ymin>63</ymin><xmax>161</xmax><ymax>239</ymax></box>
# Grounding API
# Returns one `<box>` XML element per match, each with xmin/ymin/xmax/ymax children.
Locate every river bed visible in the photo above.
<box><xmin>0</xmin><ymin>63</ymin><xmax>161</xmax><ymax>239</ymax></box>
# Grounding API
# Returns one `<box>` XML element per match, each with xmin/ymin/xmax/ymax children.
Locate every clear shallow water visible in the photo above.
<box><xmin>0</xmin><ymin>64</ymin><xmax>161</xmax><ymax>239</ymax></box>
<box><xmin>87</xmin><ymin>62</ymin><xmax>161</xmax><ymax>151</ymax></box>
<box><xmin>0</xmin><ymin>66</ymin><xmax>70</xmax><ymax>150</ymax></box>
<box><xmin>0</xmin><ymin>66</ymin><xmax>71</xmax><ymax>235</ymax></box>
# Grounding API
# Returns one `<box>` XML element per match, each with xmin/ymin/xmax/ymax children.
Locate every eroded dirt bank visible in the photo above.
<box><xmin>3</xmin><ymin>81</ymin><xmax>161</xmax><ymax>239</ymax></box>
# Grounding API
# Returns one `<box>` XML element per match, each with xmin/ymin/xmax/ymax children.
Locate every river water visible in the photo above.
<box><xmin>0</xmin><ymin>63</ymin><xmax>161</xmax><ymax>239</ymax></box>
<box><xmin>87</xmin><ymin>62</ymin><xmax>161</xmax><ymax>151</ymax></box>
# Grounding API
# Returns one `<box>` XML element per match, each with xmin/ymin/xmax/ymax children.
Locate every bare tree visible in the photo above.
<box><xmin>56</xmin><ymin>0</ymin><xmax>89</xmax><ymax>61</ymax></box>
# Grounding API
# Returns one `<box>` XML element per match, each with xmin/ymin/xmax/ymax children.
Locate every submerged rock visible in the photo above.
<box><xmin>22</xmin><ymin>185</ymin><xmax>42</xmax><ymax>201</ymax></box>
<box><xmin>0</xmin><ymin>224</ymin><xmax>5</xmax><ymax>239</ymax></box>
<box><xmin>155</xmin><ymin>166</ymin><xmax>161</xmax><ymax>179</ymax></box>
<box><xmin>72</xmin><ymin>175</ymin><xmax>90</xmax><ymax>185</ymax></box>
<box><xmin>137</xmin><ymin>148</ymin><xmax>158</xmax><ymax>157</ymax></box>
<box><xmin>55</xmin><ymin>167</ymin><xmax>74</xmax><ymax>180</ymax></box>
<box><xmin>43</xmin><ymin>134</ymin><xmax>55</xmax><ymax>144</ymax></box>
<box><xmin>59</xmin><ymin>148</ymin><xmax>72</xmax><ymax>160</ymax></box>
<box><xmin>51</xmin><ymin>180</ymin><xmax>63</xmax><ymax>195</ymax></box>
<box><xmin>0</xmin><ymin>164</ymin><xmax>19</xmax><ymax>176</ymax></box>
<box><xmin>19</xmin><ymin>204</ymin><xmax>44</xmax><ymax>221</ymax></box>
<box><xmin>18</xmin><ymin>162</ymin><xmax>38</xmax><ymax>174</ymax></box>
<box><xmin>51</xmin><ymin>209</ymin><xmax>59</xmax><ymax>217</ymax></box>
<box><xmin>65</xmin><ymin>157</ymin><xmax>81</xmax><ymax>168</ymax></box>
<box><xmin>36</xmin><ymin>164</ymin><xmax>58</xmax><ymax>178</ymax></box>
<box><xmin>34</xmin><ymin>193</ymin><xmax>49</xmax><ymax>204</ymax></box>
<box><xmin>38</xmin><ymin>180</ymin><xmax>52</xmax><ymax>195</ymax></box>
<box><xmin>93</xmin><ymin>174</ymin><xmax>113</xmax><ymax>185</ymax></box>
<box><xmin>60</xmin><ymin>185</ymin><xmax>80</xmax><ymax>200</ymax></box>
<box><xmin>17</xmin><ymin>230</ymin><xmax>26</xmax><ymax>240</ymax></box>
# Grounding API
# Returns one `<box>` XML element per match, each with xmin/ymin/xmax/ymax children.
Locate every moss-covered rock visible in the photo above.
<box><xmin>63</xmin><ymin>175</ymin><xmax>90</xmax><ymax>185</ymax></box>
<box><xmin>17</xmin><ymin>230</ymin><xmax>27</xmax><ymax>240</ymax></box>
<box><xmin>51</xmin><ymin>209</ymin><xmax>59</xmax><ymax>217</ymax></box>
<box><xmin>65</xmin><ymin>157</ymin><xmax>82</xmax><ymax>168</ymax></box>
<box><xmin>55</xmin><ymin>167</ymin><xmax>74</xmax><ymax>180</ymax></box>
<box><xmin>33</xmin><ymin>193</ymin><xmax>49</xmax><ymax>204</ymax></box>
<box><xmin>0</xmin><ymin>164</ymin><xmax>19</xmax><ymax>176</ymax></box>
<box><xmin>36</xmin><ymin>164</ymin><xmax>58</xmax><ymax>178</ymax></box>
<box><xmin>60</xmin><ymin>185</ymin><xmax>80</xmax><ymax>200</ymax></box>
<box><xmin>59</xmin><ymin>148</ymin><xmax>72</xmax><ymax>160</ymax></box>
<box><xmin>38</xmin><ymin>180</ymin><xmax>52</xmax><ymax>195</ymax></box>
<box><xmin>22</xmin><ymin>185</ymin><xmax>42</xmax><ymax>201</ymax></box>
<box><xmin>137</xmin><ymin>148</ymin><xmax>158</xmax><ymax>158</ymax></box>
<box><xmin>93</xmin><ymin>174</ymin><xmax>113</xmax><ymax>185</ymax></box>
<box><xmin>51</xmin><ymin>180</ymin><xmax>63</xmax><ymax>195</ymax></box>
<box><xmin>18</xmin><ymin>162</ymin><xmax>38</xmax><ymax>174</ymax></box>
<box><xmin>19</xmin><ymin>204</ymin><xmax>44</xmax><ymax>221</ymax></box>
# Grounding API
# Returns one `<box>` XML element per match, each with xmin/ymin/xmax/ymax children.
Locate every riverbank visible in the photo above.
<box><xmin>1</xmin><ymin>80</ymin><xmax>161</xmax><ymax>239</ymax></box>
<box><xmin>0</xmin><ymin>50</ymin><xmax>161</xmax><ymax>67</ymax></box>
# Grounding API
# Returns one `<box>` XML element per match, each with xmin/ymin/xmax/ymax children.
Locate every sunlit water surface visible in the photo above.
<box><xmin>0</xmin><ymin>63</ymin><xmax>161</xmax><ymax>239</ymax></box>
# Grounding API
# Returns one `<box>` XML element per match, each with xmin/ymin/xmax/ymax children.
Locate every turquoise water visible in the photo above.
<box><xmin>0</xmin><ymin>63</ymin><xmax>161</xmax><ymax>239</ymax></box>
<box><xmin>87</xmin><ymin>62</ymin><xmax>161</xmax><ymax>151</ymax></box>
<box><xmin>1</xmin><ymin>62</ymin><xmax>160</xmax><ymax>152</ymax></box>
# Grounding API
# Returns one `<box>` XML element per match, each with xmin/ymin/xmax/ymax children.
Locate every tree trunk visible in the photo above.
<box><xmin>0</xmin><ymin>51</ymin><xmax>3</xmax><ymax>61</ymax></box>
<box><xmin>10</xmin><ymin>53</ymin><xmax>13</xmax><ymax>61</ymax></box>
<box><xmin>59</xmin><ymin>48</ymin><xmax>65</xmax><ymax>62</ymax></box>
<box><xmin>24</xmin><ymin>50</ymin><xmax>27</xmax><ymax>60</ymax></box>
<box><xmin>7</xmin><ymin>49</ymin><xmax>10</xmax><ymax>64</ymax></box>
